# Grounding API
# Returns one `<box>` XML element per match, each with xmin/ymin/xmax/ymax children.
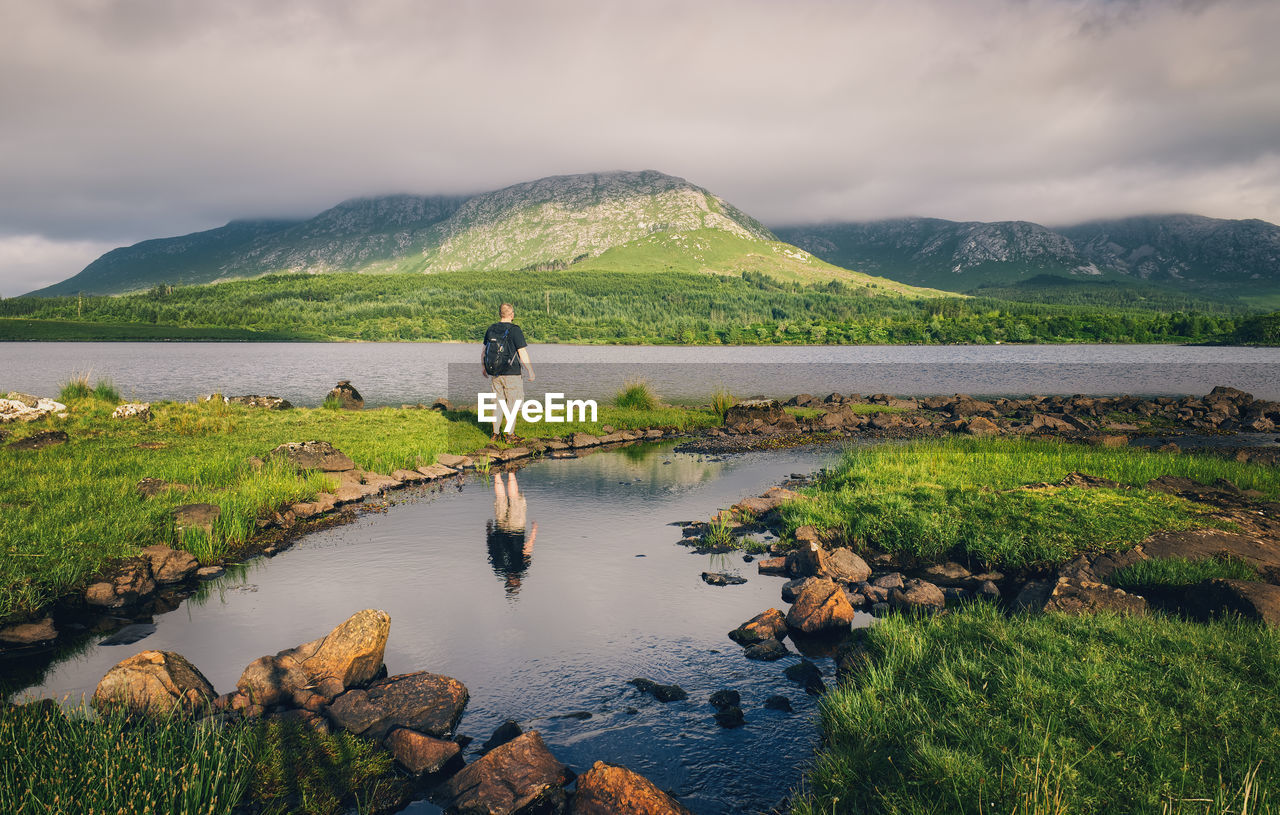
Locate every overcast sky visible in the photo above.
<box><xmin>2</xmin><ymin>0</ymin><xmax>1278</xmax><ymax>295</ymax></box>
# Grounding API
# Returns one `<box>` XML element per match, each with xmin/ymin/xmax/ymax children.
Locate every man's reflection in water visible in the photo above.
<box><xmin>487</xmin><ymin>471</ymin><xmax>537</xmax><ymax>595</ymax></box>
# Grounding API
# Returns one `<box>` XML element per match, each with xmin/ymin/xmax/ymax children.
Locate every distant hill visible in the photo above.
<box><xmin>774</xmin><ymin>214</ymin><xmax>1280</xmax><ymax>298</ymax></box>
<box><xmin>29</xmin><ymin>171</ymin><xmax>782</xmax><ymax>296</ymax></box>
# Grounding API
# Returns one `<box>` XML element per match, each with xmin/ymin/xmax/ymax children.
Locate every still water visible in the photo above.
<box><xmin>11</xmin><ymin>442</ymin><xmax>858</xmax><ymax>814</ymax></box>
<box><xmin>2</xmin><ymin>342</ymin><xmax>1279</xmax><ymax>405</ymax></box>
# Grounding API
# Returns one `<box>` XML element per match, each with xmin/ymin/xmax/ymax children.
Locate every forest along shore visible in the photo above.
<box><xmin>4</xmin><ymin>382</ymin><xmax>1280</xmax><ymax>813</ymax></box>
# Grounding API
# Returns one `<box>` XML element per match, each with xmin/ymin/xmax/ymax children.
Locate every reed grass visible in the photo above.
<box><xmin>614</xmin><ymin>380</ymin><xmax>659</xmax><ymax>411</ymax></box>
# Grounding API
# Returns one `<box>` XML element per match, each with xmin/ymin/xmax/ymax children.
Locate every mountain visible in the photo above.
<box><xmin>774</xmin><ymin>214</ymin><xmax>1280</xmax><ymax>298</ymax></box>
<box><xmin>30</xmin><ymin>171</ymin><xmax>778</xmax><ymax>296</ymax></box>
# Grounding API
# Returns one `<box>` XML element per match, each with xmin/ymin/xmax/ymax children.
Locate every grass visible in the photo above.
<box><xmin>614</xmin><ymin>380</ymin><xmax>659</xmax><ymax>411</ymax></box>
<box><xmin>1111</xmin><ymin>555</ymin><xmax>1261</xmax><ymax>589</ymax></box>
<box><xmin>711</xmin><ymin>388</ymin><xmax>736</xmax><ymax>422</ymax></box>
<box><xmin>0</xmin><ymin>702</ymin><xmax>394</xmax><ymax>815</ymax></box>
<box><xmin>0</xmin><ymin>701</ymin><xmax>248</xmax><ymax>814</ymax></box>
<box><xmin>792</xmin><ymin>604</ymin><xmax>1280</xmax><ymax>815</ymax></box>
<box><xmin>0</xmin><ymin>396</ymin><xmax>713</xmax><ymax>623</ymax></box>
<box><xmin>781</xmin><ymin>438</ymin><xmax>1280</xmax><ymax>569</ymax></box>
<box><xmin>56</xmin><ymin>374</ymin><xmax>120</xmax><ymax>404</ymax></box>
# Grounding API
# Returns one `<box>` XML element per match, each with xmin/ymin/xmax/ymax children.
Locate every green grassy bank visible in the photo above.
<box><xmin>0</xmin><ymin>393</ymin><xmax>716</xmax><ymax>624</ymax></box>
<box><xmin>782</xmin><ymin>438</ymin><xmax>1280</xmax><ymax>568</ymax></box>
<box><xmin>794</xmin><ymin>605</ymin><xmax>1280</xmax><ymax>815</ymax></box>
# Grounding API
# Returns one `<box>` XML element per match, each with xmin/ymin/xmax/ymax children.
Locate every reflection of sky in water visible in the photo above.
<box><xmin>3</xmin><ymin>342</ymin><xmax>1279</xmax><ymax>404</ymax></box>
<box><xmin>16</xmin><ymin>442</ymin><xmax>860</xmax><ymax>815</ymax></box>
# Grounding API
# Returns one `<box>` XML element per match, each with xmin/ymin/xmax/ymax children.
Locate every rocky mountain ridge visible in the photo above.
<box><xmin>774</xmin><ymin>214</ymin><xmax>1280</xmax><ymax>296</ymax></box>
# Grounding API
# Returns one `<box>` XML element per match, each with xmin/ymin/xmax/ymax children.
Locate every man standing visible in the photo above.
<box><xmin>481</xmin><ymin>302</ymin><xmax>534</xmax><ymax>441</ymax></box>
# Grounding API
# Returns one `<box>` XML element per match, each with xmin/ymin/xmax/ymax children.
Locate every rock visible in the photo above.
<box><xmin>1029</xmin><ymin>413</ymin><xmax>1074</xmax><ymax>432</ymax></box>
<box><xmin>628</xmin><ymin>678</ymin><xmax>687</xmax><ymax>702</ymax></box>
<box><xmin>977</xmin><ymin>580</ymin><xmax>1002</xmax><ymax>599</ymax></box>
<box><xmin>723</xmin><ymin>400</ymin><xmax>784</xmax><ymax>430</ymax></box>
<box><xmin>714</xmin><ymin>706</ymin><xmax>746</xmax><ymax>728</ymax></box>
<box><xmin>111</xmin><ymin>403</ymin><xmax>152</xmax><ymax>421</ymax></box>
<box><xmin>963</xmin><ymin>416</ymin><xmax>1001</xmax><ymax>437</ymax></box>
<box><xmin>136</xmin><ymin>478</ymin><xmax>190</xmax><ymax>498</ymax></box>
<box><xmin>327</xmin><ymin>671</ymin><xmax>469</xmax><ymax>739</ymax></box>
<box><xmin>172</xmin><ymin>504</ymin><xmax>220</xmax><ymax>536</ymax></box>
<box><xmin>784</xmin><ymin>659</ymin><xmax>825</xmax><ymax>694</ymax></box>
<box><xmin>271</xmin><ymin>441</ymin><xmax>356</xmax><ymax>472</ymax></box>
<box><xmin>570</xmin><ymin>760</ymin><xmax>694</xmax><ymax>815</ymax></box>
<box><xmin>391</xmin><ymin>468</ymin><xmax>427</xmax><ymax>483</ymax></box>
<box><xmin>701</xmin><ymin>571</ymin><xmax>746</xmax><ymax>586</ymax></box>
<box><xmin>0</xmin><ymin>617</ymin><xmax>57</xmax><ymax>646</ymax></box>
<box><xmin>1</xmin><ymin>397</ymin><xmax>67</xmax><ymax>424</ymax></box>
<box><xmin>1012</xmin><ymin>580</ymin><xmax>1054</xmax><ymax>613</ymax></box>
<box><xmin>786</xmin><ymin>542</ymin><xmax>870</xmax><ymax>583</ymax></box>
<box><xmin>417</xmin><ymin>463</ymin><xmax>459</xmax><ymax>479</ymax></box>
<box><xmin>871</xmin><ymin>602</ymin><xmax>891</xmax><ymax>617</ymax></box>
<box><xmin>794</xmin><ymin>525</ymin><xmax>824</xmax><ymax>544</ymax></box>
<box><xmin>732</xmin><ymin>486</ymin><xmax>800</xmax><ymax>517</ymax></box>
<box><xmin>6</xmin><ymin>430</ymin><xmax>68</xmax><ymax>450</ymax></box>
<box><xmin>744</xmin><ymin>639</ymin><xmax>790</xmax><ymax>661</ymax></box>
<box><xmin>570</xmin><ymin>432</ymin><xmax>601</xmax><ymax>448</ymax></box>
<box><xmin>889</xmin><ymin>578</ymin><xmax>946</xmax><ymax>612</ymax></box>
<box><xmin>237</xmin><ymin>654</ymin><xmax>310</xmax><ymax>707</ymax></box>
<box><xmin>786</xmin><ymin>578</ymin><xmax>855</xmax><ymax>635</ymax></box>
<box><xmin>708</xmin><ymin>689</ymin><xmax>740</xmax><ymax>710</ymax></box>
<box><xmin>757</xmin><ymin>556</ymin><xmax>789</xmax><ymax>575</ymax></box>
<box><xmin>1197</xmin><ymin>579</ymin><xmax>1280</xmax><ymax>625</ymax></box>
<box><xmin>728</xmin><ymin>608</ymin><xmax>788</xmax><ymax>645</ymax></box>
<box><xmin>871</xmin><ymin>572</ymin><xmax>905</xmax><ymax>590</ymax></box>
<box><xmin>436</xmin><ymin>453</ymin><xmax>472</xmax><ymax>468</ymax></box>
<box><xmin>763</xmin><ymin>695</ymin><xmax>793</xmax><ymax>712</ymax></box>
<box><xmin>139</xmin><ymin>545</ymin><xmax>199</xmax><ymax>584</ymax></box>
<box><xmin>225</xmin><ymin>395</ymin><xmax>292</xmax><ymax>409</ymax></box>
<box><xmin>85</xmin><ymin>581</ymin><xmax>121</xmax><ymax>607</ymax></box>
<box><xmin>93</xmin><ymin>650</ymin><xmax>216</xmax><ymax>716</ymax></box>
<box><xmin>276</xmin><ymin>608</ymin><xmax>391</xmax><ymax>690</ymax></box>
<box><xmin>1043</xmin><ymin>578</ymin><xmax>1147</xmax><ymax>615</ymax></box>
<box><xmin>439</xmin><ymin>731</ymin><xmax>569</xmax><ymax>815</ymax></box>
<box><xmin>917</xmin><ymin>562</ymin><xmax>972</xmax><ymax>587</ymax></box>
<box><xmin>327</xmin><ymin>381</ymin><xmax>364</xmax><ymax>410</ymax></box>
<box><xmin>780</xmin><ymin>578</ymin><xmax>811</xmax><ymax>603</ymax></box>
<box><xmin>385</xmin><ymin>727</ymin><xmax>461</xmax><ymax>776</ymax></box>
<box><xmin>196</xmin><ymin>566</ymin><xmax>224</xmax><ymax>580</ymax></box>
<box><xmin>482</xmin><ymin>719</ymin><xmax>524</xmax><ymax>753</ymax></box>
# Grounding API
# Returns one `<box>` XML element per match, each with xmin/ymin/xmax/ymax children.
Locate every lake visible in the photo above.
<box><xmin>2</xmin><ymin>342</ymin><xmax>1279</xmax><ymax>405</ymax></box>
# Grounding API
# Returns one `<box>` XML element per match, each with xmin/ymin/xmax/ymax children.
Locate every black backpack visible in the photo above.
<box><xmin>483</xmin><ymin>325</ymin><xmax>517</xmax><ymax>376</ymax></box>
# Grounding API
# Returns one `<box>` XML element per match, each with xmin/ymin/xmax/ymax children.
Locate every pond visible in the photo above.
<box><xmin>3</xmin><ymin>342</ymin><xmax>1280</xmax><ymax>405</ymax></box>
<box><xmin>8</xmin><ymin>441</ymin><xmax>861</xmax><ymax>814</ymax></box>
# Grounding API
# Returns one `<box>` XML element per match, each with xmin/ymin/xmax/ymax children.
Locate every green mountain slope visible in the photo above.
<box><xmin>29</xmin><ymin>171</ymin><xmax>783</xmax><ymax>296</ymax></box>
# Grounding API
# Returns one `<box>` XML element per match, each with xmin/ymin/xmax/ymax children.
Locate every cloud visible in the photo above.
<box><xmin>0</xmin><ymin>235</ymin><xmax>118</xmax><ymax>298</ymax></box>
<box><xmin>1</xmin><ymin>0</ymin><xmax>1278</xmax><ymax>290</ymax></box>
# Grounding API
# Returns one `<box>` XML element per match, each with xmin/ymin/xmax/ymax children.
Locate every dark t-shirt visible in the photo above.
<box><xmin>483</xmin><ymin>322</ymin><xmax>527</xmax><ymax>377</ymax></box>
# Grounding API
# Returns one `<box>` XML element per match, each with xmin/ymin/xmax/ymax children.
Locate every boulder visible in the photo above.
<box><xmin>111</xmin><ymin>403</ymin><xmax>152</xmax><ymax>421</ymax></box>
<box><xmin>417</xmin><ymin>463</ymin><xmax>459</xmax><ymax>480</ymax></box>
<box><xmin>963</xmin><ymin>416</ymin><xmax>1001</xmax><ymax>437</ymax></box>
<box><xmin>723</xmin><ymin>400</ymin><xmax>784</xmax><ymax>430</ymax></box>
<box><xmin>780</xmin><ymin>577</ymin><xmax>811</xmax><ymax>603</ymax></box>
<box><xmin>326</xmin><ymin>671</ymin><xmax>469</xmax><ymax>739</ymax></box>
<box><xmin>763</xmin><ymin>695</ymin><xmax>793</xmax><ymax>712</ymax></box>
<box><xmin>237</xmin><ymin>654</ymin><xmax>310</xmax><ymax>707</ymax></box>
<box><xmin>384</xmin><ymin>727</ymin><xmax>461</xmax><ymax>776</ymax></box>
<box><xmin>139</xmin><ymin>545</ymin><xmax>199</xmax><ymax>584</ymax></box>
<box><xmin>917</xmin><ymin>562</ymin><xmax>972</xmax><ymax>587</ymax></box>
<box><xmin>743</xmin><ymin>639</ymin><xmax>790</xmax><ymax>661</ymax></box>
<box><xmin>889</xmin><ymin>578</ymin><xmax>946</xmax><ymax>612</ymax></box>
<box><xmin>439</xmin><ymin>731</ymin><xmax>570</xmax><ymax>815</ymax></box>
<box><xmin>436</xmin><ymin>453</ymin><xmax>472</xmax><ymax>468</ymax></box>
<box><xmin>1028</xmin><ymin>413</ymin><xmax>1074</xmax><ymax>432</ymax></box>
<box><xmin>482</xmin><ymin>719</ymin><xmax>525</xmax><ymax>753</ymax></box>
<box><xmin>628</xmin><ymin>678</ymin><xmax>687</xmax><ymax>702</ymax></box>
<box><xmin>271</xmin><ymin>441</ymin><xmax>356</xmax><ymax>472</ymax></box>
<box><xmin>785</xmin><ymin>578</ymin><xmax>855</xmax><ymax>634</ymax></box>
<box><xmin>824</xmin><ymin>548</ymin><xmax>872</xmax><ymax>584</ymax></box>
<box><xmin>0</xmin><ymin>397</ymin><xmax>67</xmax><ymax>424</ymax></box>
<box><xmin>93</xmin><ymin>650</ymin><xmax>216</xmax><ymax>716</ymax></box>
<box><xmin>276</xmin><ymin>608</ymin><xmax>391</xmax><ymax>690</ymax></box>
<box><xmin>784</xmin><ymin>659</ymin><xmax>825</xmax><ymax>694</ymax></box>
<box><xmin>570</xmin><ymin>433</ymin><xmax>601</xmax><ymax>448</ymax></box>
<box><xmin>1197</xmin><ymin>579</ymin><xmax>1280</xmax><ymax>625</ymax></box>
<box><xmin>328</xmin><ymin>381</ymin><xmax>364</xmax><ymax>410</ymax></box>
<box><xmin>714</xmin><ymin>706</ymin><xmax>746</xmax><ymax>728</ymax></box>
<box><xmin>0</xmin><ymin>617</ymin><xmax>58</xmax><ymax>646</ymax></box>
<box><xmin>728</xmin><ymin>608</ymin><xmax>788</xmax><ymax>645</ymax></box>
<box><xmin>701</xmin><ymin>572</ymin><xmax>746</xmax><ymax>586</ymax></box>
<box><xmin>732</xmin><ymin>486</ymin><xmax>800</xmax><ymax>517</ymax></box>
<box><xmin>391</xmin><ymin>468</ymin><xmax>427</xmax><ymax>483</ymax></box>
<box><xmin>172</xmin><ymin>504</ymin><xmax>220</xmax><ymax>536</ymax></box>
<box><xmin>756</xmin><ymin>556</ymin><xmax>788</xmax><ymax>576</ymax></box>
<box><xmin>1043</xmin><ymin>578</ymin><xmax>1147</xmax><ymax>615</ymax></box>
<box><xmin>708</xmin><ymin>689</ymin><xmax>740</xmax><ymax>710</ymax></box>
